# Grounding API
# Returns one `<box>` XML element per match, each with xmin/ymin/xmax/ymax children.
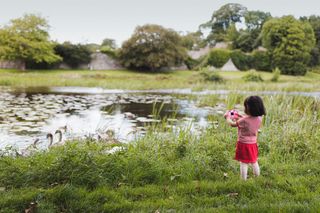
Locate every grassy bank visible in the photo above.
<box><xmin>0</xmin><ymin>69</ymin><xmax>320</xmax><ymax>91</ymax></box>
<box><xmin>0</xmin><ymin>94</ymin><xmax>319</xmax><ymax>212</ymax></box>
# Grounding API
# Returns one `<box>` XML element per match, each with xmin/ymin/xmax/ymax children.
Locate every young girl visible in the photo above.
<box><xmin>224</xmin><ymin>96</ymin><xmax>266</xmax><ymax>180</ymax></box>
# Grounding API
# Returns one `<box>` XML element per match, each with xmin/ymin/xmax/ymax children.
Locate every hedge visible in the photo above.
<box><xmin>230</xmin><ymin>50</ymin><xmax>253</xmax><ymax>71</ymax></box>
<box><xmin>207</xmin><ymin>49</ymin><xmax>231</xmax><ymax>68</ymax></box>
<box><xmin>252</xmin><ymin>50</ymin><xmax>272</xmax><ymax>71</ymax></box>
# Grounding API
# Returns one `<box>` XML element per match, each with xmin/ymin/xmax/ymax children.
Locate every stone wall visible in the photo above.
<box><xmin>188</xmin><ymin>46</ymin><xmax>211</xmax><ymax>60</ymax></box>
<box><xmin>89</xmin><ymin>53</ymin><xmax>123</xmax><ymax>70</ymax></box>
<box><xmin>0</xmin><ymin>60</ymin><xmax>25</xmax><ymax>70</ymax></box>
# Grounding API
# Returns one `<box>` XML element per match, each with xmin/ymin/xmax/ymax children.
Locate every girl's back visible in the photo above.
<box><xmin>237</xmin><ymin>116</ymin><xmax>262</xmax><ymax>144</ymax></box>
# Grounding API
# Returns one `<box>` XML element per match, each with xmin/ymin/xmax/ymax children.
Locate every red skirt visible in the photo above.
<box><xmin>235</xmin><ymin>142</ymin><xmax>258</xmax><ymax>163</ymax></box>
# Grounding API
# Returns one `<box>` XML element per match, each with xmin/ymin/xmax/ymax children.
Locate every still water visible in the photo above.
<box><xmin>2</xmin><ymin>86</ymin><xmax>318</xmax><ymax>151</ymax></box>
<box><xmin>0</xmin><ymin>87</ymin><xmax>225</xmax><ymax>150</ymax></box>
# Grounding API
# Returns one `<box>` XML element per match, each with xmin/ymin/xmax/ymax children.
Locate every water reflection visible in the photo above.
<box><xmin>0</xmin><ymin>89</ymin><xmax>218</xmax><ymax>150</ymax></box>
<box><xmin>2</xmin><ymin>86</ymin><xmax>318</xmax><ymax>152</ymax></box>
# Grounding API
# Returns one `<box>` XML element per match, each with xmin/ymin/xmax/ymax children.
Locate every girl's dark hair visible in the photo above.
<box><xmin>244</xmin><ymin>96</ymin><xmax>266</xmax><ymax>116</ymax></box>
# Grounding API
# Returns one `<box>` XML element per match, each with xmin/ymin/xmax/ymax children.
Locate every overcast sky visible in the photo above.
<box><xmin>1</xmin><ymin>0</ymin><xmax>320</xmax><ymax>46</ymax></box>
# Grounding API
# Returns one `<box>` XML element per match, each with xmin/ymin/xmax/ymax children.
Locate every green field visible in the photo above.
<box><xmin>1</xmin><ymin>94</ymin><xmax>319</xmax><ymax>212</ymax></box>
<box><xmin>0</xmin><ymin>69</ymin><xmax>319</xmax><ymax>212</ymax></box>
<box><xmin>0</xmin><ymin>69</ymin><xmax>320</xmax><ymax>91</ymax></box>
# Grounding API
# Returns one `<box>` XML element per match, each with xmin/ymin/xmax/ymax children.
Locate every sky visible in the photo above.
<box><xmin>1</xmin><ymin>0</ymin><xmax>320</xmax><ymax>46</ymax></box>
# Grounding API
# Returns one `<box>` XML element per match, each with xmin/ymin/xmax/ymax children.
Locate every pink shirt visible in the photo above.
<box><xmin>236</xmin><ymin>116</ymin><xmax>262</xmax><ymax>144</ymax></box>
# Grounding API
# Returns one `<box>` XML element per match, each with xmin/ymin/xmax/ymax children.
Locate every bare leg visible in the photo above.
<box><xmin>252</xmin><ymin>161</ymin><xmax>260</xmax><ymax>177</ymax></box>
<box><xmin>240</xmin><ymin>162</ymin><xmax>248</xmax><ymax>180</ymax></box>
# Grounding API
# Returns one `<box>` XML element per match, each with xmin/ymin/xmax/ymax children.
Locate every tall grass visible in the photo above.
<box><xmin>0</xmin><ymin>94</ymin><xmax>319</xmax><ymax>211</ymax></box>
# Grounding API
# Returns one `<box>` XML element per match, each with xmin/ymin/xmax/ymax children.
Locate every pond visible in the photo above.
<box><xmin>0</xmin><ymin>87</ymin><xmax>226</xmax><ymax>151</ymax></box>
<box><xmin>1</xmin><ymin>86</ymin><xmax>319</xmax><ymax>152</ymax></box>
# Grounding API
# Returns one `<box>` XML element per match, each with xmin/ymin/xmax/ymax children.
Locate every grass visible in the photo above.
<box><xmin>0</xmin><ymin>69</ymin><xmax>320</xmax><ymax>91</ymax></box>
<box><xmin>0</xmin><ymin>94</ymin><xmax>319</xmax><ymax>212</ymax></box>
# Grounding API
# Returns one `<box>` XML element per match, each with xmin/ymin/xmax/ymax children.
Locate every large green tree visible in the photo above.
<box><xmin>0</xmin><ymin>14</ymin><xmax>61</xmax><ymax>69</ymax></box>
<box><xmin>101</xmin><ymin>38</ymin><xmax>117</xmax><ymax>49</ymax></box>
<box><xmin>181</xmin><ymin>31</ymin><xmax>206</xmax><ymax>50</ymax></box>
<box><xmin>119</xmin><ymin>24</ymin><xmax>187</xmax><ymax>71</ymax></box>
<box><xmin>232</xmin><ymin>31</ymin><xmax>258</xmax><ymax>52</ymax></box>
<box><xmin>261</xmin><ymin>16</ymin><xmax>315</xmax><ymax>75</ymax></box>
<box><xmin>300</xmin><ymin>15</ymin><xmax>320</xmax><ymax>66</ymax></box>
<box><xmin>244</xmin><ymin>10</ymin><xmax>272</xmax><ymax>31</ymax></box>
<box><xmin>200</xmin><ymin>3</ymin><xmax>247</xmax><ymax>43</ymax></box>
<box><xmin>232</xmin><ymin>10</ymin><xmax>271</xmax><ymax>52</ymax></box>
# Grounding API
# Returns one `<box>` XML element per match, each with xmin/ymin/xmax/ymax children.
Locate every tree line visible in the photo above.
<box><xmin>1</xmin><ymin>4</ymin><xmax>320</xmax><ymax>75</ymax></box>
<box><xmin>0</xmin><ymin>14</ymin><xmax>117</xmax><ymax>70</ymax></box>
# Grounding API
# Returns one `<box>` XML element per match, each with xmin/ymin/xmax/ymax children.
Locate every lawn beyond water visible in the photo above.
<box><xmin>0</xmin><ymin>69</ymin><xmax>320</xmax><ymax>92</ymax></box>
<box><xmin>0</xmin><ymin>94</ymin><xmax>319</xmax><ymax>212</ymax></box>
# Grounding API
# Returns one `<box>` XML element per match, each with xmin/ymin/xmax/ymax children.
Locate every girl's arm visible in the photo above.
<box><xmin>226</xmin><ymin>118</ymin><xmax>238</xmax><ymax>127</ymax></box>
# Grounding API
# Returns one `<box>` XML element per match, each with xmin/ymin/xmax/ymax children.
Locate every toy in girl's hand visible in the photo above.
<box><xmin>225</xmin><ymin>109</ymin><xmax>239</xmax><ymax>120</ymax></box>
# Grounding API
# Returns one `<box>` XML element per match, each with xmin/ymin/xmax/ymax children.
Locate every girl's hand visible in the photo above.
<box><xmin>226</xmin><ymin>117</ymin><xmax>237</xmax><ymax>127</ymax></box>
<box><xmin>224</xmin><ymin>111</ymin><xmax>229</xmax><ymax>119</ymax></box>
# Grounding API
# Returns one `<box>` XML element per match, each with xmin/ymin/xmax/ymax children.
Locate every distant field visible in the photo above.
<box><xmin>0</xmin><ymin>69</ymin><xmax>319</xmax><ymax>91</ymax></box>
